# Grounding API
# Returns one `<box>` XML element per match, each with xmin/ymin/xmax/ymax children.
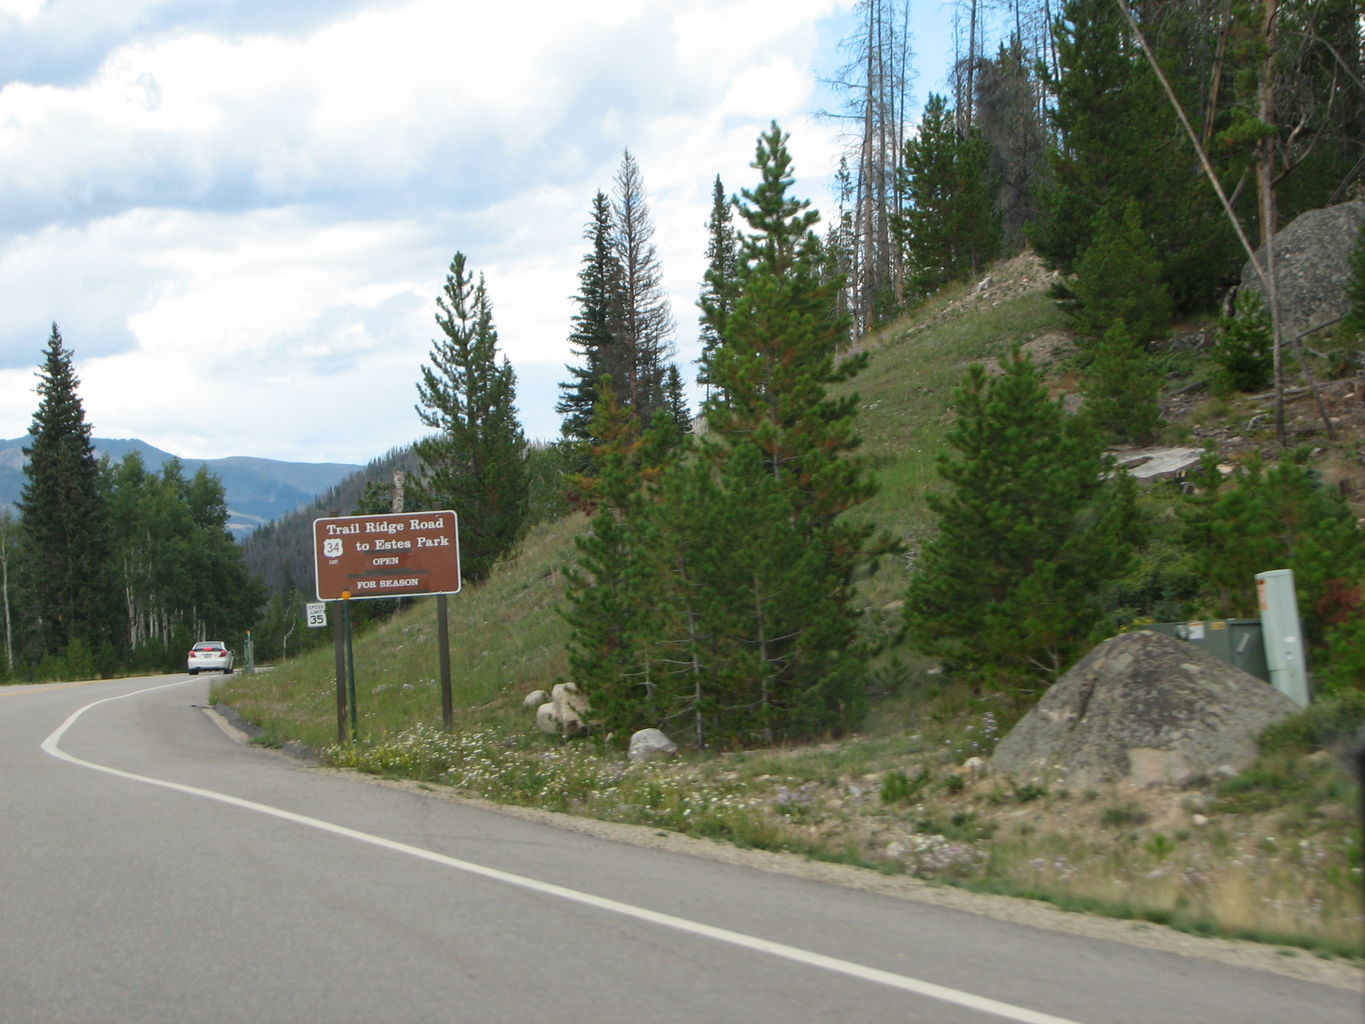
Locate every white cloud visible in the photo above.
<box><xmin>0</xmin><ymin>0</ymin><xmax>888</xmax><ymax>464</ymax></box>
<box><xmin>0</xmin><ymin>0</ymin><xmax>45</xmax><ymax>22</ymax></box>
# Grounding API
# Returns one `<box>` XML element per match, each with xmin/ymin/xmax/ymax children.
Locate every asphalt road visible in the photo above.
<box><xmin>2</xmin><ymin>674</ymin><xmax>1360</xmax><ymax>1024</ymax></box>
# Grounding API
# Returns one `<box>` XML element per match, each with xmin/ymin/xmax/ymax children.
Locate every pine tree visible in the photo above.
<box><xmin>1182</xmin><ymin>455</ymin><xmax>1365</xmax><ymax>641</ymax></box>
<box><xmin>697</xmin><ymin>175</ymin><xmax>739</xmax><ymax>396</ymax></box>
<box><xmin>905</xmin><ymin>347</ymin><xmax>1134</xmax><ymax>694</ymax></box>
<box><xmin>562</xmin><ymin>381</ymin><xmax>675</xmax><ymax>732</ymax></box>
<box><xmin>707</xmin><ymin>123</ymin><xmax>875</xmax><ymax>537</ymax></box>
<box><xmin>895</xmin><ymin>93</ymin><xmax>1002</xmax><ymax>301</ymax></box>
<box><xmin>414</xmin><ymin>252</ymin><xmax>529</xmax><ymax>583</ymax></box>
<box><xmin>661</xmin><ymin>363</ymin><xmax>691</xmax><ymax>445</ymax></box>
<box><xmin>564</xmin><ymin>125</ymin><xmax>885</xmax><ymax>747</ymax></box>
<box><xmin>701</xmin><ymin>122</ymin><xmax>884</xmax><ymax>739</ymax></box>
<box><xmin>18</xmin><ymin>324</ymin><xmax>112</xmax><ymax>663</ymax></box>
<box><xmin>1031</xmin><ymin>0</ymin><xmax>1140</xmax><ymax>274</ymax></box>
<box><xmin>1067</xmin><ymin>199</ymin><xmax>1172</xmax><ymax>345</ymax></box>
<box><xmin>1081</xmin><ymin>321</ymin><xmax>1164</xmax><ymax>444</ymax></box>
<box><xmin>1212</xmin><ymin>289</ymin><xmax>1274</xmax><ymax>394</ymax></box>
<box><xmin>557</xmin><ymin>191</ymin><xmax>622</xmax><ymax>450</ymax></box>
<box><xmin>1032</xmin><ymin>0</ymin><xmax>1234</xmax><ymax>314</ymax></box>
<box><xmin>611</xmin><ymin>150</ymin><xmax>675</xmax><ymax>422</ymax></box>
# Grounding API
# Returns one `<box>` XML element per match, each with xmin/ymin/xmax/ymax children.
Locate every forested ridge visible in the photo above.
<box><xmin>3</xmin><ymin>0</ymin><xmax>1361</xmax><ymax>711</ymax></box>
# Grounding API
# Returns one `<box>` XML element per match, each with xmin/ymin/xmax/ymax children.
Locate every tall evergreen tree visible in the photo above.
<box><xmin>697</xmin><ymin>175</ymin><xmax>739</xmax><ymax>396</ymax></box>
<box><xmin>18</xmin><ymin>324</ymin><xmax>111</xmax><ymax>662</ymax></box>
<box><xmin>700</xmin><ymin>122</ymin><xmax>885</xmax><ymax>738</ymax></box>
<box><xmin>557</xmin><ymin>191</ymin><xmax>622</xmax><ymax>449</ymax></box>
<box><xmin>661</xmin><ymin>363</ymin><xmax>691</xmax><ymax>445</ymax></box>
<box><xmin>1032</xmin><ymin>0</ymin><xmax>1234</xmax><ymax>314</ymax></box>
<box><xmin>611</xmin><ymin>150</ymin><xmax>675</xmax><ymax>423</ymax></box>
<box><xmin>905</xmin><ymin>347</ymin><xmax>1135</xmax><ymax>694</ymax></box>
<box><xmin>707</xmin><ymin>123</ymin><xmax>875</xmax><ymax>537</ymax></box>
<box><xmin>565</xmin><ymin>125</ymin><xmax>886</xmax><ymax>747</ymax></box>
<box><xmin>414</xmin><ymin>252</ymin><xmax>529</xmax><ymax>583</ymax></box>
<box><xmin>895</xmin><ymin>93</ymin><xmax>1002</xmax><ymax>301</ymax></box>
<box><xmin>1031</xmin><ymin>0</ymin><xmax>1149</xmax><ymax>271</ymax></box>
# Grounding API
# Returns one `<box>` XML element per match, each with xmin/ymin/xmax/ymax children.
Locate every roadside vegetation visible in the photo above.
<box><xmin>218</xmin><ymin>272</ymin><xmax>1365</xmax><ymax>960</ymax></box>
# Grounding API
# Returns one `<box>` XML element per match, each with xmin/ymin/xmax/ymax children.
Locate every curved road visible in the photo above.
<box><xmin>2</xmin><ymin>675</ymin><xmax>1359</xmax><ymax>1023</ymax></box>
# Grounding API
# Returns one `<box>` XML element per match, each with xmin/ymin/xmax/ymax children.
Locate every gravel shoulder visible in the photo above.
<box><xmin>338</xmin><ymin>768</ymin><xmax>1363</xmax><ymax>992</ymax></box>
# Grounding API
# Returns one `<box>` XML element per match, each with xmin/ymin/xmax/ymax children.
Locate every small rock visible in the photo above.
<box><xmin>628</xmin><ymin>728</ymin><xmax>678</xmax><ymax>763</ymax></box>
<box><xmin>1191</xmin><ymin>814</ymin><xmax>1209</xmax><ymax>827</ymax></box>
<box><xmin>523</xmin><ymin>689</ymin><xmax>548</xmax><ymax>709</ymax></box>
<box><xmin>535</xmin><ymin>702</ymin><xmax>559</xmax><ymax>735</ymax></box>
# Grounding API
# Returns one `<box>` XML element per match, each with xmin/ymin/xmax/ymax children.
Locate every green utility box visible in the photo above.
<box><xmin>1147</xmin><ymin>619</ymin><xmax>1270</xmax><ymax>683</ymax></box>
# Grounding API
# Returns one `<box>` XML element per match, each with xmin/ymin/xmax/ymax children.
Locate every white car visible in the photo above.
<box><xmin>187</xmin><ymin>641</ymin><xmax>234</xmax><ymax>675</ymax></box>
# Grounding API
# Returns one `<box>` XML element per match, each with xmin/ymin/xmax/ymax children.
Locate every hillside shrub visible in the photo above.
<box><xmin>1258</xmin><ymin>690</ymin><xmax>1365</xmax><ymax>757</ymax></box>
<box><xmin>1081</xmin><ymin>321</ymin><xmax>1164</xmax><ymax>443</ymax></box>
<box><xmin>1212</xmin><ymin>290</ymin><xmax>1273</xmax><ymax>395</ymax></box>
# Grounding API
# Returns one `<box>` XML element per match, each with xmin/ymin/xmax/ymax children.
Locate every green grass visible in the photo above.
<box><xmin>215</xmin><ymin>512</ymin><xmax>581</xmax><ymax>747</ymax></box>
<box><xmin>846</xmin><ymin>288</ymin><xmax>1069</xmax><ymax>607</ymax></box>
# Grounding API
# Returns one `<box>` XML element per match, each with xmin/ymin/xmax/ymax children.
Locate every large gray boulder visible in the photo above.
<box><xmin>1239</xmin><ymin>200</ymin><xmax>1365</xmax><ymax>342</ymax></box>
<box><xmin>991</xmin><ymin>631</ymin><xmax>1301</xmax><ymax>787</ymax></box>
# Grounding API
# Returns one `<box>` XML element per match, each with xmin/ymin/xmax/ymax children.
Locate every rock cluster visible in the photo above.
<box><xmin>531</xmin><ymin>682</ymin><xmax>592</xmax><ymax>738</ymax></box>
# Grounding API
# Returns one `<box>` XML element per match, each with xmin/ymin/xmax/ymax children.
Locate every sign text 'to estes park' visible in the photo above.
<box><xmin>313</xmin><ymin>511</ymin><xmax>460</xmax><ymax>601</ymax></box>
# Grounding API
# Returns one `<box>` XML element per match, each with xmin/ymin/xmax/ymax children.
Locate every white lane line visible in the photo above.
<box><xmin>43</xmin><ymin>681</ymin><xmax>1087</xmax><ymax>1024</ymax></box>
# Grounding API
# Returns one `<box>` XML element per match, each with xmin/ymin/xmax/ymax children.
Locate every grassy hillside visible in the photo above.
<box><xmin>215</xmin><ymin>256</ymin><xmax>1363</xmax><ymax>958</ymax></box>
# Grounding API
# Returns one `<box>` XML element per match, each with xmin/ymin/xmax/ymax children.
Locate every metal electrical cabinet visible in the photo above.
<box><xmin>1147</xmin><ymin>619</ymin><xmax>1270</xmax><ymax>683</ymax></box>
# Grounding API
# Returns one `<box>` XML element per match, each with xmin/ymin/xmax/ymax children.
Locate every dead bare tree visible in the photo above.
<box><xmin>825</xmin><ymin>0</ymin><xmax>915</xmax><ymax>335</ymax></box>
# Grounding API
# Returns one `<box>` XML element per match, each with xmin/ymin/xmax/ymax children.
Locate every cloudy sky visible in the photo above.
<box><xmin>1</xmin><ymin>0</ymin><xmax>958</xmax><ymax>465</ymax></box>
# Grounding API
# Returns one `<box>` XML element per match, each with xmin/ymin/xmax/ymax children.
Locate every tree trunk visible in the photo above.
<box><xmin>1257</xmin><ymin>0</ymin><xmax>1286</xmax><ymax>444</ymax></box>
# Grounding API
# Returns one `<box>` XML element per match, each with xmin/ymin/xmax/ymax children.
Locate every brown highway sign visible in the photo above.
<box><xmin>313</xmin><ymin>511</ymin><xmax>460</xmax><ymax>601</ymax></box>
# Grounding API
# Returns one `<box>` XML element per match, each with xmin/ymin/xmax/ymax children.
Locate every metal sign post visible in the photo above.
<box><xmin>437</xmin><ymin>593</ymin><xmax>452</xmax><ymax>730</ymax></box>
<box><xmin>343</xmin><ymin>595</ymin><xmax>358</xmax><ymax>741</ymax></box>
<box><xmin>332</xmin><ymin>601</ymin><xmax>348</xmax><ymax>745</ymax></box>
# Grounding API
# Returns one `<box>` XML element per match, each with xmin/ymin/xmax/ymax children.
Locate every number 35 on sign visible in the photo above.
<box><xmin>306</xmin><ymin>602</ymin><xmax>327</xmax><ymax>628</ymax></box>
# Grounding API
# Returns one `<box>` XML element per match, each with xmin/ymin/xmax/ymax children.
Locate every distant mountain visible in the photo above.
<box><xmin>0</xmin><ymin>436</ymin><xmax>361</xmax><ymax>537</ymax></box>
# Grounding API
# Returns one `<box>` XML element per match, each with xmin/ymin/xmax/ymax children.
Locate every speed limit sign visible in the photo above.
<box><xmin>306</xmin><ymin>602</ymin><xmax>327</xmax><ymax>628</ymax></box>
